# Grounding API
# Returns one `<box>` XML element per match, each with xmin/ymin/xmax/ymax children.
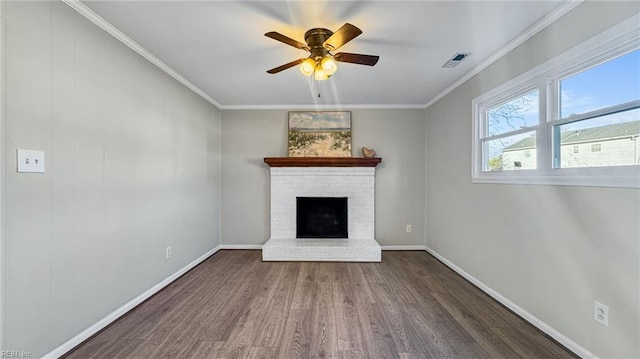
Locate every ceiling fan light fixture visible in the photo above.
<box><xmin>321</xmin><ymin>55</ymin><xmax>337</xmax><ymax>76</ymax></box>
<box><xmin>314</xmin><ymin>64</ymin><xmax>329</xmax><ymax>81</ymax></box>
<box><xmin>299</xmin><ymin>58</ymin><xmax>315</xmax><ymax>76</ymax></box>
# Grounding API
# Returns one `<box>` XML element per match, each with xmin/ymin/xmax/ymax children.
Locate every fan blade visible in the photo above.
<box><xmin>334</xmin><ymin>52</ymin><xmax>379</xmax><ymax>66</ymax></box>
<box><xmin>265</xmin><ymin>31</ymin><xmax>310</xmax><ymax>51</ymax></box>
<box><xmin>267</xmin><ymin>58</ymin><xmax>307</xmax><ymax>74</ymax></box>
<box><xmin>323</xmin><ymin>23</ymin><xmax>362</xmax><ymax>51</ymax></box>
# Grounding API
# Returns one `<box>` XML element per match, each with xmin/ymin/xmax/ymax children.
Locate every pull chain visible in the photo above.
<box><xmin>314</xmin><ymin>76</ymin><xmax>321</xmax><ymax>98</ymax></box>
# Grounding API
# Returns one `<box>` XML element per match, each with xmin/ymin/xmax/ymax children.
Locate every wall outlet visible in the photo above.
<box><xmin>166</xmin><ymin>246</ymin><xmax>172</xmax><ymax>259</ymax></box>
<box><xmin>406</xmin><ymin>224</ymin><xmax>412</xmax><ymax>233</ymax></box>
<box><xmin>594</xmin><ymin>300</ymin><xmax>609</xmax><ymax>327</ymax></box>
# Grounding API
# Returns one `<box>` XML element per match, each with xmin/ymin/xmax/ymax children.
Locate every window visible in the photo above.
<box><xmin>481</xmin><ymin>90</ymin><xmax>539</xmax><ymax>172</ymax></box>
<box><xmin>553</xmin><ymin>50</ymin><xmax>639</xmax><ymax>169</ymax></box>
<box><xmin>472</xmin><ymin>15</ymin><xmax>639</xmax><ymax>188</ymax></box>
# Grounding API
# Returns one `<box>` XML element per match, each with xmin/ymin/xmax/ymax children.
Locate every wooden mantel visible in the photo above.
<box><xmin>264</xmin><ymin>157</ymin><xmax>382</xmax><ymax>167</ymax></box>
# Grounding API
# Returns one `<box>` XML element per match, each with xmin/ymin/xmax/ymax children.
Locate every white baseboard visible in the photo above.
<box><xmin>43</xmin><ymin>246</ymin><xmax>222</xmax><ymax>359</ymax></box>
<box><xmin>381</xmin><ymin>245</ymin><xmax>426</xmax><ymax>251</ymax></box>
<box><xmin>217</xmin><ymin>245</ymin><xmax>427</xmax><ymax>251</ymax></box>
<box><xmin>424</xmin><ymin>246</ymin><xmax>594</xmax><ymax>359</ymax></box>
<box><xmin>219</xmin><ymin>244</ymin><xmax>263</xmax><ymax>250</ymax></box>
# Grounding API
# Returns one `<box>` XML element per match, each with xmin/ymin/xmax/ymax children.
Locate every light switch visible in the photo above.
<box><xmin>17</xmin><ymin>149</ymin><xmax>45</xmax><ymax>173</ymax></box>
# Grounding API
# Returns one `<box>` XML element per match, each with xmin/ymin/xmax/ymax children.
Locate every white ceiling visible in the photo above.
<box><xmin>81</xmin><ymin>0</ymin><xmax>569</xmax><ymax>109</ymax></box>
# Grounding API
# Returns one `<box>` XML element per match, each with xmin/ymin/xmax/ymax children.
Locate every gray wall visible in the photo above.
<box><xmin>2</xmin><ymin>2</ymin><xmax>222</xmax><ymax>357</ymax></box>
<box><xmin>221</xmin><ymin>109</ymin><xmax>425</xmax><ymax>247</ymax></box>
<box><xmin>425</xmin><ymin>2</ymin><xmax>640</xmax><ymax>358</ymax></box>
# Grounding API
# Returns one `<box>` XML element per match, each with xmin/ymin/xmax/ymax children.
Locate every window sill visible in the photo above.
<box><xmin>472</xmin><ymin>172</ymin><xmax>640</xmax><ymax>188</ymax></box>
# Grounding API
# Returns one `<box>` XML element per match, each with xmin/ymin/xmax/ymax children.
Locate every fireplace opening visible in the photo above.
<box><xmin>296</xmin><ymin>197</ymin><xmax>348</xmax><ymax>238</ymax></box>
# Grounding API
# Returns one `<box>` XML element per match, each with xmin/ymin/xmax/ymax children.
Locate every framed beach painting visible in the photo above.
<box><xmin>288</xmin><ymin>111</ymin><xmax>352</xmax><ymax>157</ymax></box>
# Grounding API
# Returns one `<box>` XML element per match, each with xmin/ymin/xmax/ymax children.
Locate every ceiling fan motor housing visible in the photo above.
<box><xmin>305</xmin><ymin>28</ymin><xmax>333</xmax><ymax>59</ymax></box>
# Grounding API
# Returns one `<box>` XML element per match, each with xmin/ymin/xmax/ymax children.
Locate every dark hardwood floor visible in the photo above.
<box><xmin>64</xmin><ymin>250</ymin><xmax>577</xmax><ymax>359</ymax></box>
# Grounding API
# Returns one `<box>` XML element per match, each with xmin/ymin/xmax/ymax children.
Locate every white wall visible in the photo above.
<box><xmin>221</xmin><ymin>109</ymin><xmax>425</xmax><ymax>247</ymax></box>
<box><xmin>425</xmin><ymin>2</ymin><xmax>640</xmax><ymax>358</ymax></box>
<box><xmin>2</xmin><ymin>2</ymin><xmax>221</xmax><ymax>357</ymax></box>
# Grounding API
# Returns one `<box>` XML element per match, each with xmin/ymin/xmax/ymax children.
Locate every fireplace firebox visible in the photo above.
<box><xmin>296</xmin><ymin>197</ymin><xmax>348</xmax><ymax>238</ymax></box>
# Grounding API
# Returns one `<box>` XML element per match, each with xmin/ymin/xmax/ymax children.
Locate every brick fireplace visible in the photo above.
<box><xmin>262</xmin><ymin>157</ymin><xmax>382</xmax><ymax>262</ymax></box>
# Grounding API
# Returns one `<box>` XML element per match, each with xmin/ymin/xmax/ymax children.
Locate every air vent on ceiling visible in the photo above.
<box><xmin>442</xmin><ymin>52</ymin><xmax>471</xmax><ymax>68</ymax></box>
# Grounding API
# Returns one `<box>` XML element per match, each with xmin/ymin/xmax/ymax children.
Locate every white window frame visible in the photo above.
<box><xmin>472</xmin><ymin>14</ymin><xmax>640</xmax><ymax>188</ymax></box>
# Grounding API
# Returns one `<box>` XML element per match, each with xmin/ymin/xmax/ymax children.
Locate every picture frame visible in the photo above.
<box><xmin>288</xmin><ymin>111</ymin><xmax>352</xmax><ymax>157</ymax></box>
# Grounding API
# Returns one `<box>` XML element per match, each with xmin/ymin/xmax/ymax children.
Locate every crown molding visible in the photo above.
<box><xmin>62</xmin><ymin>0</ymin><xmax>223</xmax><ymax>109</ymax></box>
<box><xmin>220</xmin><ymin>103</ymin><xmax>426</xmax><ymax>110</ymax></box>
<box><xmin>424</xmin><ymin>0</ymin><xmax>583</xmax><ymax>109</ymax></box>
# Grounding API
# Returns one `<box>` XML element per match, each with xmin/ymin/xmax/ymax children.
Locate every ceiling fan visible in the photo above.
<box><xmin>265</xmin><ymin>23</ymin><xmax>379</xmax><ymax>80</ymax></box>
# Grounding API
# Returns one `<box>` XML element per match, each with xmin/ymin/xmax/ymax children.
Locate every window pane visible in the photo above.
<box><xmin>487</xmin><ymin>90</ymin><xmax>539</xmax><ymax>136</ymax></box>
<box><xmin>560</xmin><ymin>49</ymin><xmax>640</xmax><ymax>118</ymax></box>
<box><xmin>555</xmin><ymin>108</ymin><xmax>640</xmax><ymax>168</ymax></box>
<box><xmin>484</xmin><ymin>131</ymin><xmax>536</xmax><ymax>171</ymax></box>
